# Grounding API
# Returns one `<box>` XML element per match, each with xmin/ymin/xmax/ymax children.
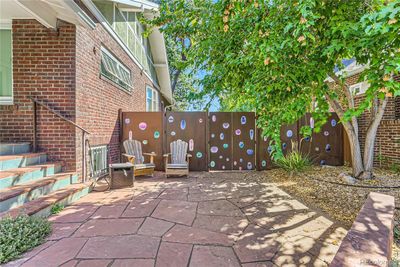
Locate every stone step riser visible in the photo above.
<box><xmin>0</xmin><ymin>174</ymin><xmax>79</xmax><ymax>213</ymax></box>
<box><xmin>0</xmin><ymin>143</ymin><xmax>31</xmax><ymax>156</ymax></box>
<box><xmin>32</xmin><ymin>186</ymin><xmax>90</xmax><ymax>218</ymax></box>
<box><xmin>0</xmin><ymin>154</ymin><xmax>47</xmax><ymax>171</ymax></box>
<box><xmin>0</xmin><ymin>165</ymin><xmax>62</xmax><ymax>190</ymax></box>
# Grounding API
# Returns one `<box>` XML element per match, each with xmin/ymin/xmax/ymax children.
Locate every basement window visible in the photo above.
<box><xmin>100</xmin><ymin>47</ymin><xmax>133</xmax><ymax>92</ymax></box>
<box><xmin>89</xmin><ymin>145</ymin><xmax>109</xmax><ymax>179</ymax></box>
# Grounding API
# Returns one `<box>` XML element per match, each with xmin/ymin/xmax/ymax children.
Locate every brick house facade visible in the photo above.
<box><xmin>0</xmin><ymin>0</ymin><xmax>172</xmax><ymax>178</ymax></box>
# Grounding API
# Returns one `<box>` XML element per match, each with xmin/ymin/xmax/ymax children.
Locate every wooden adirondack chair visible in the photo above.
<box><xmin>164</xmin><ymin>139</ymin><xmax>191</xmax><ymax>177</ymax></box>
<box><xmin>123</xmin><ymin>140</ymin><xmax>156</xmax><ymax>177</ymax></box>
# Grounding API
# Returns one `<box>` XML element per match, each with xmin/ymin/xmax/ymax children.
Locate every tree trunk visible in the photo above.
<box><xmin>361</xmin><ymin>97</ymin><xmax>388</xmax><ymax>179</ymax></box>
<box><xmin>342</xmin><ymin>123</ymin><xmax>365</xmax><ymax>177</ymax></box>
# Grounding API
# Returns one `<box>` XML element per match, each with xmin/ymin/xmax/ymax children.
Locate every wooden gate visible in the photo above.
<box><xmin>121</xmin><ymin>112</ymin><xmax>164</xmax><ymax>170</ymax></box>
<box><xmin>209</xmin><ymin>112</ymin><xmax>233</xmax><ymax>170</ymax></box>
<box><xmin>232</xmin><ymin>112</ymin><xmax>256</xmax><ymax>170</ymax></box>
<box><xmin>165</xmin><ymin>111</ymin><xmax>208</xmax><ymax>171</ymax></box>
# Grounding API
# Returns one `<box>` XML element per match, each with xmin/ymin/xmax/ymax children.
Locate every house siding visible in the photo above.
<box><xmin>74</xmin><ymin>18</ymin><xmax>159</xmax><ymax>175</ymax></box>
<box><xmin>0</xmin><ymin>14</ymin><xmax>167</xmax><ymax>178</ymax></box>
<box><xmin>0</xmin><ymin>20</ymin><xmax>77</xmax><ymax>171</ymax></box>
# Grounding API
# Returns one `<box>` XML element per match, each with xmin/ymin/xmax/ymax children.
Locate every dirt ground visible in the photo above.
<box><xmin>247</xmin><ymin>166</ymin><xmax>400</xmax><ymax>261</ymax></box>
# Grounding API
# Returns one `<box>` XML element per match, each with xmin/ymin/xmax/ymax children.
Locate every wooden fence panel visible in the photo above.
<box><xmin>208</xmin><ymin>112</ymin><xmax>233</xmax><ymax>170</ymax></box>
<box><xmin>232</xmin><ymin>112</ymin><xmax>256</xmax><ymax>170</ymax></box>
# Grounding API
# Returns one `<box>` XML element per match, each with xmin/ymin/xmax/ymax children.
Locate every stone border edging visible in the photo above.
<box><xmin>330</xmin><ymin>192</ymin><xmax>395</xmax><ymax>267</ymax></box>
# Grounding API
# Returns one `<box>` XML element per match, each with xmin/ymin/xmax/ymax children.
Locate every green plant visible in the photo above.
<box><xmin>0</xmin><ymin>215</ymin><xmax>51</xmax><ymax>264</ymax></box>
<box><xmin>275</xmin><ymin>151</ymin><xmax>312</xmax><ymax>175</ymax></box>
<box><xmin>50</xmin><ymin>203</ymin><xmax>64</xmax><ymax>215</ymax></box>
<box><xmin>390</xmin><ymin>163</ymin><xmax>400</xmax><ymax>174</ymax></box>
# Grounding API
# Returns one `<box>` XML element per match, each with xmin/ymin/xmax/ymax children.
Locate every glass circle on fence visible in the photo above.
<box><xmin>168</xmin><ymin>116</ymin><xmax>174</xmax><ymax>123</ymax></box>
<box><xmin>250</xmin><ymin>129</ymin><xmax>254</xmax><ymax>140</ymax></box>
<box><xmin>171</xmin><ymin>131</ymin><xmax>176</xmax><ymax>136</ymax></box>
<box><xmin>180</xmin><ymin>120</ymin><xmax>186</xmax><ymax>130</ymax></box>
<box><xmin>282</xmin><ymin>142</ymin><xmax>287</xmax><ymax>149</ymax></box>
<box><xmin>262</xmin><ymin>160</ymin><xmax>267</xmax><ymax>167</ymax></box>
<box><xmin>325</xmin><ymin>144</ymin><xmax>331</xmax><ymax>152</ymax></box>
<box><xmin>247</xmin><ymin>149</ymin><xmax>254</xmax><ymax>156</ymax></box>
<box><xmin>220</xmin><ymin>133</ymin><xmax>224</xmax><ymax>140</ymax></box>
<box><xmin>235</xmin><ymin>129</ymin><xmax>241</xmax><ymax>135</ymax></box>
<box><xmin>239</xmin><ymin>142</ymin><xmax>244</xmax><ymax>149</ymax></box>
<box><xmin>154</xmin><ymin>131</ymin><xmax>160</xmax><ymax>139</ymax></box>
<box><xmin>324</xmin><ymin>131</ymin><xmax>329</xmax><ymax>136</ymax></box>
<box><xmin>223</xmin><ymin>143</ymin><xmax>229</xmax><ymax>149</ymax></box>
<box><xmin>196</xmin><ymin>152</ymin><xmax>203</xmax><ymax>158</ymax></box>
<box><xmin>124</xmin><ymin>118</ymin><xmax>130</xmax><ymax>124</ymax></box>
<box><xmin>210</xmin><ymin>146</ymin><xmax>218</xmax><ymax>153</ymax></box>
<box><xmin>142</xmin><ymin>140</ymin><xmax>148</xmax><ymax>145</ymax></box>
<box><xmin>210</xmin><ymin>161</ymin><xmax>216</xmax><ymax>167</ymax></box>
<box><xmin>241</xmin><ymin>116</ymin><xmax>247</xmax><ymax>125</ymax></box>
<box><xmin>138</xmin><ymin>122</ymin><xmax>147</xmax><ymax>131</ymax></box>
<box><xmin>286</xmin><ymin>130</ymin><xmax>293</xmax><ymax>138</ymax></box>
<box><xmin>212</xmin><ymin>115</ymin><xmax>217</xmax><ymax>122</ymax></box>
<box><xmin>223</xmin><ymin>122</ymin><xmax>229</xmax><ymax>129</ymax></box>
<box><xmin>247</xmin><ymin>162</ymin><xmax>252</xmax><ymax>170</ymax></box>
<box><xmin>331</xmin><ymin>119</ymin><xmax>337</xmax><ymax>127</ymax></box>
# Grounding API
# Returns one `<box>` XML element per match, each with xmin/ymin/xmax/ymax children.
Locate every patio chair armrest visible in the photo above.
<box><xmin>163</xmin><ymin>153</ymin><xmax>171</xmax><ymax>158</ymax></box>
<box><xmin>186</xmin><ymin>154</ymin><xmax>192</xmax><ymax>158</ymax></box>
<box><xmin>143</xmin><ymin>152</ymin><xmax>157</xmax><ymax>156</ymax></box>
<box><xmin>122</xmin><ymin>153</ymin><xmax>135</xmax><ymax>164</ymax></box>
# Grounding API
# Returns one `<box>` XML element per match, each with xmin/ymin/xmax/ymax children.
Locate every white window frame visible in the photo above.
<box><xmin>0</xmin><ymin>23</ymin><xmax>13</xmax><ymax>105</ymax></box>
<box><xmin>146</xmin><ymin>86</ymin><xmax>159</xmax><ymax>111</ymax></box>
<box><xmin>349</xmin><ymin>82</ymin><xmax>368</xmax><ymax>96</ymax></box>
<box><xmin>89</xmin><ymin>144</ymin><xmax>109</xmax><ymax>179</ymax></box>
<box><xmin>100</xmin><ymin>46</ymin><xmax>133</xmax><ymax>91</ymax></box>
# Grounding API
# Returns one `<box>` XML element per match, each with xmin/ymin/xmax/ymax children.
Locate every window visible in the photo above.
<box><xmin>100</xmin><ymin>47</ymin><xmax>133</xmax><ymax>92</ymax></box>
<box><xmin>146</xmin><ymin>86</ymin><xmax>159</xmax><ymax>111</ymax></box>
<box><xmin>349</xmin><ymin>82</ymin><xmax>367</xmax><ymax>96</ymax></box>
<box><xmin>93</xmin><ymin>1</ymin><xmax>158</xmax><ymax>83</ymax></box>
<box><xmin>89</xmin><ymin>145</ymin><xmax>109</xmax><ymax>179</ymax></box>
<box><xmin>0</xmin><ymin>28</ymin><xmax>12</xmax><ymax>105</ymax></box>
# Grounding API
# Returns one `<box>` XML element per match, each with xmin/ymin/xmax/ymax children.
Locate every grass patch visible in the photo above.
<box><xmin>50</xmin><ymin>203</ymin><xmax>64</xmax><ymax>215</ymax></box>
<box><xmin>0</xmin><ymin>215</ymin><xmax>51</xmax><ymax>264</ymax></box>
<box><xmin>275</xmin><ymin>151</ymin><xmax>312</xmax><ymax>174</ymax></box>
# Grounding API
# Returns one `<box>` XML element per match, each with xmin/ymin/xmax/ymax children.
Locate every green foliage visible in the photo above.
<box><xmin>0</xmin><ymin>215</ymin><xmax>52</xmax><ymax>264</ymax></box>
<box><xmin>274</xmin><ymin>151</ymin><xmax>312</xmax><ymax>174</ymax></box>
<box><xmin>147</xmin><ymin>0</ymin><xmax>400</xmax><ymax>153</ymax></box>
<box><xmin>50</xmin><ymin>203</ymin><xmax>64</xmax><ymax>215</ymax></box>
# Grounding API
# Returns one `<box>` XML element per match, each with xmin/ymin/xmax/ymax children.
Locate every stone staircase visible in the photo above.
<box><xmin>0</xmin><ymin>143</ymin><xmax>90</xmax><ymax>218</ymax></box>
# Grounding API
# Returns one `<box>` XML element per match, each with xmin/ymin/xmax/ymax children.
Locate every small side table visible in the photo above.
<box><xmin>109</xmin><ymin>163</ymin><xmax>134</xmax><ymax>189</ymax></box>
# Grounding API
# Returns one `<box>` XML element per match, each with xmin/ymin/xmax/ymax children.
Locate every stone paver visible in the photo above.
<box><xmin>156</xmin><ymin>242</ymin><xmax>192</xmax><ymax>267</ymax></box>
<box><xmin>152</xmin><ymin>199</ymin><xmax>197</xmax><ymax>225</ymax></box>
<box><xmin>163</xmin><ymin>224</ymin><xmax>235</xmax><ymax>246</ymax></box>
<box><xmin>78</xmin><ymin>235</ymin><xmax>160</xmax><ymax>259</ymax></box>
<box><xmin>21</xmin><ymin>238</ymin><xmax>87</xmax><ymax>267</ymax></box>
<box><xmin>74</xmin><ymin>218</ymin><xmax>144</xmax><ymax>237</ymax></box>
<box><xmin>190</xmin><ymin>245</ymin><xmax>241</xmax><ymax>267</ymax></box>
<box><xmin>138</xmin><ymin>217</ymin><xmax>174</xmax><ymax>237</ymax></box>
<box><xmin>7</xmin><ymin>172</ymin><xmax>346</xmax><ymax>267</ymax></box>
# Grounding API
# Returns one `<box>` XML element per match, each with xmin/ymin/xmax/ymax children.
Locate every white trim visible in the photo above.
<box><xmin>146</xmin><ymin>85</ymin><xmax>159</xmax><ymax>111</ymax></box>
<box><xmin>349</xmin><ymin>82</ymin><xmax>369</xmax><ymax>96</ymax></box>
<box><xmin>0</xmin><ymin>28</ymin><xmax>13</xmax><ymax>105</ymax></box>
<box><xmin>82</xmin><ymin>0</ymin><xmax>160</xmax><ymax>90</ymax></box>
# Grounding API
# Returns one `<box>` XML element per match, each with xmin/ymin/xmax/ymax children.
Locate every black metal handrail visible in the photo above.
<box><xmin>30</xmin><ymin>97</ymin><xmax>90</xmax><ymax>182</ymax></box>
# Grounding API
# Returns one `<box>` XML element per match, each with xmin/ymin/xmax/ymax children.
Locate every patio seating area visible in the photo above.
<box><xmin>8</xmin><ymin>172</ymin><xmax>347</xmax><ymax>267</ymax></box>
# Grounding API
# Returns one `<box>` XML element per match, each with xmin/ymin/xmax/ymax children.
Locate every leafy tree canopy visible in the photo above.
<box><xmin>148</xmin><ymin>0</ymin><xmax>400</xmax><ymax>151</ymax></box>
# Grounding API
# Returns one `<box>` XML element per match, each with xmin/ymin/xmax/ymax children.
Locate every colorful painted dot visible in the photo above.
<box><xmin>250</xmin><ymin>129</ymin><xmax>254</xmax><ymax>140</ymax></box>
<box><xmin>199</xmin><ymin>118</ymin><xmax>203</xmax><ymax>123</ymax></box>
<box><xmin>320</xmin><ymin>160</ymin><xmax>326</xmax><ymax>165</ymax></box>
<box><xmin>325</xmin><ymin>144</ymin><xmax>331</xmax><ymax>152</ymax></box>
<box><xmin>262</xmin><ymin>160</ymin><xmax>267</xmax><ymax>167</ymax></box>
<box><xmin>247</xmin><ymin>162</ymin><xmax>252</xmax><ymax>170</ymax></box>
<box><xmin>324</xmin><ymin>131</ymin><xmax>329</xmax><ymax>136</ymax></box>
<box><xmin>246</xmin><ymin>149</ymin><xmax>254</xmax><ymax>156</ymax></box>
<box><xmin>264</xmin><ymin>136</ymin><xmax>268</xmax><ymax>142</ymax></box>
<box><xmin>286</xmin><ymin>130</ymin><xmax>293</xmax><ymax>138</ymax></box>
<box><xmin>223</xmin><ymin>122</ymin><xmax>230</xmax><ymax>129</ymax></box>
<box><xmin>310</xmin><ymin>117</ymin><xmax>315</xmax><ymax>128</ymax></box>
<box><xmin>210</xmin><ymin>161</ymin><xmax>216</xmax><ymax>167</ymax></box>
<box><xmin>267</xmin><ymin>146</ymin><xmax>273</xmax><ymax>154</ymax></box>
<box><xmin>220</xmin><ymin>133</ymin><xmax>224</xmax><ymax>140</ymax></box>
<box><xmin>138</xmin><ymin>122</ymin><xmax>147</xmax><ymax>131</ymax></box>
<box><xmin>241</xmin><ymin>116</ymin><xmax>247</xmax><ymax>125</ymax></box>
<box><xmin>196</xmin><ymin>152</ymin><xmax>203</xmax><ymax>158</ymax></box>
<box><xmin>305</xmin><ymin>136</ymin><xmax>310</xmax><ymax>142</ymax></box>
<box><xmin>315</xmin><ymin>147</ymin><xmax>320</xmax><ymax>152</ymax></box>
<box><xmin>142</xmin><ymin>140</ymin><xmax>148</xmax><ymax>145</ymax></box>
<box><xmin>154</xmin><ymin>131</ymin><xmax>160</xmax><ymax>139</ymax></box>
<box><xmin>223</xmin><ymin>143</ymin><xmax>229</xmax><ymax>149</ymax></box>
<box><xmin>219</xmin><ymin>155</ymin><xmax>223</xmax><ymax>159</ymax></box>
<box><xmin>235</xmin><ymin>129</ymin><xmax>241</xmax><ymax>135</ymax></box>
<box><xmin>189</xmin><ymin>139</ymin><xmax>194</xmax><ymax>151</ymax></box>
<box><xmin>210</xmin><ymin>146</ymin><xmax>218</xmax><ymax>153</ymax></box>
<box><xmin>128</xmin><ymin>130</ymin><xmax>132</xmax><ymax>140</ymax></box>
<box><xmin>282</xmin><ymin>143</ymin><xmax>287</xmax><ymax>149</ymax></box>
<box><xmin>212</xmin><ymin>115</ymin><xmax>217</xmax><ymax>122</ymax></box>
<box><xmin>234</xmin><ymin>161</ymin><xmax>237</xmax><ymax>166</ymax></box>
<box><xmin>211</xmin><ymin>133</ymin><xmax>215</xmax><ymax>138</ymax></box>
<box><xmin>222</xmin><ymin>165</ymin><xmax>226</xmax><ymax>170</ymax></box>
<box><xmin>239</xmin><ymin>142</ymin><xmax>244</xmax><ymax>149</ymax></box>
<box><xmin>124</xmin><ymin>118</ymin><xmax>130</xmax><ymax>124</ymax></box>
<box><xmin>171</xmin><ymin>131</ymin><xmax>176</xmax><ymax>136</ymax></box>
<box><xmin>331</xmin><ymin>119</ymin><xmax>337</xmax><ymax>127</ymax></box>
<box><xmin>168</xmin><ymin>116</ymin><xmax>174</xmax><ymax>123</ymax></box>
<box><xmin>239</xmin><ymin>158</ymin><xmax>243</xmax><ymax>163</ymax></box>
<box><xmin>226</xmin><ymin>158</ymin><xmax>230</xmax><ymax>162</ymax></box>
<box><xmin>180</xmin><ymin>120</ymin><xmax>186</xmax><ymax>130</ymax></box>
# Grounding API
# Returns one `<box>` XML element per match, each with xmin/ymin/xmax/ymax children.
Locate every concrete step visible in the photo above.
<box><xmin>0</xmin><ymin>152</ymin><xmax>47</xmax><ymax>171</ymax></box>
<box><xmin>0</xmin><ymin>162</ymin><xmax>63</xmax><ymax>190</ymax></box>
<box><xmin>0</xmin><ymin>182</ymin><xmax>91</xmax><ymax>219</ymax></box>
<box><xmin>0</xmin><ymin>142</ymin><xmax>31</xmax><ymax>156</ymax></box>
<box><xmin>0</xmin><ymin>172</ymin><xmax>79</xmax><ymax>213</ymax></box>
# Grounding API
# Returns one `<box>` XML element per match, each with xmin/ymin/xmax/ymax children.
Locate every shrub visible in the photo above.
<box><xmin>275</xmin><ymin>151</ymin><xmax>312</xmax><ymax>174</ymax></box>
<box><xmin>50</xmin><ymin>203</ymin><xmax>64</xmax><ymax>215</ymax></box>
<box><xmin>0</xmin><ymin>215</ymin><xmax>52</xmax><ymax>264</ymax></box>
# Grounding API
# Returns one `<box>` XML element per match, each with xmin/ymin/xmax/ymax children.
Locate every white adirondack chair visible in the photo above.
<box><xmin>123</xmin><ymin>140</ymin><xmax>156</xmax><ymax>177</ymax></box>
<box><xmin>164</xmin><ymin>139</ymin><xmax>191</xmax><ymax>177</ymax></box>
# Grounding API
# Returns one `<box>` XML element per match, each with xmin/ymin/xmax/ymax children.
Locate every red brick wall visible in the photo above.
<box><xmin>74</xmin><ymin>21</ymin><xmax>159</xmax><ymax>175</ymax></box>
<box><xmin>0</xmin><ymin>20</ymin><xmax>77</xmax><ymax>171</ymax></box>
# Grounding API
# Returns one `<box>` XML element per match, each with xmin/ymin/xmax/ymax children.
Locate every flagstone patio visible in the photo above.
<box><xmin>6</xmin><ymin>172</ymin><xmax>347</xmax><ymax>267</ymax></box>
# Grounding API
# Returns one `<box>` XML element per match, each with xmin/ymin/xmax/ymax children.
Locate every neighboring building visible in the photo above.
<box><xmin>327</xmin><ymin>60</ymin><xmax>400</xmax><ymax>168</ymax></box>
<box><xmin>0</xmin><ymin>0</ymin><xmax>172</xmax><ymax>178</ymax></box>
